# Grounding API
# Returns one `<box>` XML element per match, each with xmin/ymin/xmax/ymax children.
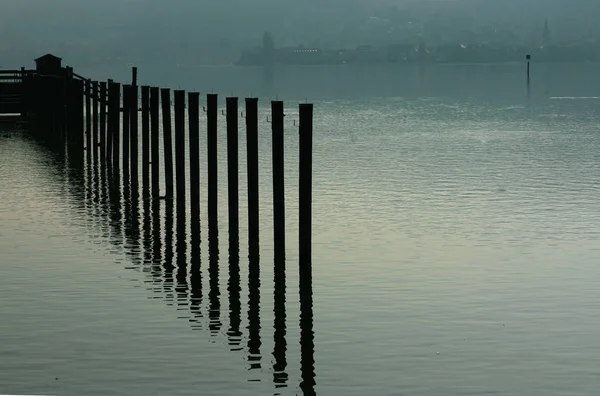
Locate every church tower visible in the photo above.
<box><xmin>542</xmin><ymin>18</ymin><xmax>551</xmax><ymax>47</ymax></box>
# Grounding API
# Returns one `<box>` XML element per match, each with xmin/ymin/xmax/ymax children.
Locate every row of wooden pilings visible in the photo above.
<box><xmin>64</xmin><ymin>72</ymin><xmax>313</xmax><ymax>267</ymax></box>
<box><xmin>25</xmin><ymin>67</ymin><xmax>315</xmax><ymax>393</ymax></box>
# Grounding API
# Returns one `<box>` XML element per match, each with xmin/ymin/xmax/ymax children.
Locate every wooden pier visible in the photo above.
<box><xmin>1</xmin><ymin>53</ymin><xmax>316</xmax><ymax>393</ymax></box>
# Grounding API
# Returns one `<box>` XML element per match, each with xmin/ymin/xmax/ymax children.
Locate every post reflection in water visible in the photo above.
<box><xmin>150</xmin><ymin>200</ymin><xmax>163</xmax><ymax>290</ymax></box>
<box><xmin>208</xmin><ymin>233</ymin><xmax>222</xmax><ymax>336</ymax></box>
<box><xmin>99</xmin><ymin>151</ymin><xmax>110</xmax><ymax>242</ymax></box>
<box><xmin>175</xmin><ymin>204</ymin><xmax>188</xmax><ymax>308</ymax></box>
<box><xmin>273</xmin><ymin>255</ymin><xmax>288</xmax><ymax>390</ymax></box>
<box><xmin>299</xmin><ymin>258</ymin><xmax>316</xmax><ymax>396</ymax></box>
<box><xmin>125</xmin><ymin>174</ymin><xmax>142</xmax><ymax>269</ymax></box>
<box><xmin>227</xmin><ymin>240</ymin><xmax>243</xmax><ymax>350</ymax></box>
<box><xmin>107</xmin><ymin>159</ymin><xmax>124</xmax><ymax>253</ymax></box>
<box><xmin>141</xmin><ymin>193</ymin><xmax>152</xmax><ymax>274</ymax></box>
<box><xmin>163</xmin><ymin>202</ymin><xmax>175</xmax><ymax>303</ymax></box>
<box><xmin>189</xmin><ymin>218</ymin><xmax>203</xmax><ymax>329</ymax></box>
<box><xmin>247</xmin><ymin>251</ymin><xmax>262</xmax><ymax>375</ymax></box>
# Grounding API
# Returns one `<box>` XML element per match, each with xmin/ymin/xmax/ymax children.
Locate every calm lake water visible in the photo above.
<box><xmin>2</xmin><ymin>63</ymin><xmax>600</xmax><ymax>395</ymax></box>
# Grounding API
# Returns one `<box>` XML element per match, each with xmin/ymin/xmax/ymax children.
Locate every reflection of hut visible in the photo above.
<box><xmin>34</xmin><ymin>54</ymin><xmax>63</xmax><ymax>75</ymax></box>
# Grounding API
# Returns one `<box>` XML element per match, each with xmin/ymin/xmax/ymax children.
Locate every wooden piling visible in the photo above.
<box><xmin>85</xmin><ymin>79</ymin><xmax>92</xmax><ymax>163</ymax></box>
<box><xmin>92</xmin><ymin>81</ymin><xmax>99</xmax><ymax>166</ymax></box>
<box><xmin>226</xmin><ymin>97</ymin><xmax>239</xmax><ymax>245</ymax></box>
<box><xmin>188</xmin><ymin>92</ymin><xmax>201</xmax><ymax>224</ymax></box>
<box><xmin>174</xmin><ymin>90</ymin><xmax>186</xmax><ymax>208</ymax></box>
<box><xmin>246</xmin><ymin>98</ymin><xmax>260</xmax><ymax>256</ymax></box>
<box><xmin>272</xmin><ymin>101</ymin><xmax>285</xmax><ymax>259</ymax></box>
<box><xmin>109</xmin><ymin>82</ymin><xmax>120</xmax><ymax>169</ymax></box>
<box><xmin>99</xmin><ymin>82</ymin><xmax>107</xmax><ymax>163</ymax></box>
<box><xmin>150</xmin><ymin>87</ymin><xmax>160</xmax><ymax>197</ymax></box>
<box><xmin>207</xmin><ymin>94</ymin><xmax>219</xmax><ymax>240</ymax></box>
<box><xmin>299</xmin><ymin>105</ymin><xmax>315</xmax><ymax>395</ymax></box>
<box><xmin>68</xmin><ymin>78</ymin><xmax>85</xmax><ymax>164</ymax></box>
<box><xmin>161</xmin><ymin>88</ymin><xmax>174</xmax><ymax>199</ymax></box>
<box><xmin>132</xmin><ymin>67</ymin><xmax>138</xmax><ymax>87</ymax></box>
<box><xmin>130</xmin><ymin>85</ymin><xmax>139</xmax><ymax>188</ymax></box>
<box><xmin>299</xmin><ymin>103</ymin><xmax>313</xmax><ymax>267</ymax></box>
<box><xmin>141</xmin><ymin>86</ymin><xmax>150</xmax><ymax>196</ymax></box>
<box><xmin>122</xmin><ymin>85</ymin><xmax>131</xmax><ymax>180</ymax></box>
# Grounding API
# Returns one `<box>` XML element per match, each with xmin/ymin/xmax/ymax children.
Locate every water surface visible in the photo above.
<box><xmin>1</xmin><ymin>64</ymin><xmax>600</xmax><ymax>395</ymax></box>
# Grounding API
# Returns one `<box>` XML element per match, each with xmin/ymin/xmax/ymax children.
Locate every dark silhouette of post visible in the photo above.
<box><xmin>132</xmin><ymin>66</ymin><xmax>138</xmax><ymax>87</ymax></box>
<box><xmin>161</xmin><ymin>88</ymin><xmax>174</xmax><ymax>199</ymax></box>
<box><xmin>526</xmin><ymin>54</ymin><xmax>531</xmax><ymax>97</ymax></box>
<box><xmin>109</xmin><ymin>82</ymin><xmax>120</xmax><ymax>170</ymax></box>
<box><xmin>122</xmin><ymin>85</ymin><xmax>131</xmax><ymax>181</ymax></box>
<box><xmin>207</xmin><ymin>94</ymin><xmax>219</xmax><ymax>242</ymax></box>
<box><xmin>99</xmin><ymin>82</ymin><xmax>107</xmax><ymax>163</ymax></box>
<box><xmin>246</xmin><ymin>98</ymin><xmax>260</xmax><ymax>257</ymax></box>
<box><xmin>174</xmin><ymin>90</ymin><xmax>186</xmax><ymax>210</ymax></box>
<box><xmin>92</xmin><ymin>81</ymin><xmax>99</xmax><ymax>167</ymax></box>
<box><xmin>226</xmin><ymin>97</ymin><xmax>239</xmax><ymax>247</ymax></box>
<box><xmin>298</xmin><ymin>103</ymin><xmax>315</xmax><ymax>395</ymax></box>
<box><xmin>141</xmin><ymin>86</ymin><xmax>150</xmax><ymax>197</ymax></box>
<box><xmin>150</xmin><ymin>87</ymin><xmax>160</xmax><ymax>198</ymax></box>
<box><xmin>272</xmin><ymin>101</ymin><xmax>285</xmax><ymax>260</ymax></box>
<box><xmin>299</xmin><ymin>103</ymin><xmax>313</xmax><ymax>266</ymax></box>
<box><xmin>68</xmin><ymin>78</ymin><xmax>84</xmax><ymax>165</ymax></box>
<box><xmin>188</xmin><ymin>92</ymin><xmax>200</xmax><ymax>225</ymax></box>
<box><xmin>130</xmin><ymin>85</ymin><xmax>139</xmax><ymax>189</ymax></box>
<box><xmin>85</xmin><ymin>79</ymin><xmax>92</xmax><ymax>163</ymax></box>
<box><xmin>298</xmin><ymin>97</ymin><xmax>316</xmax><ymax>394</ymax></box>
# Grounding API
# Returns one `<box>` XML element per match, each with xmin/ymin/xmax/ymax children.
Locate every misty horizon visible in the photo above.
<box><xmin>2</xmin><ymin>0</ymin><xmax>600</xmax><ymax>68</ymax></box>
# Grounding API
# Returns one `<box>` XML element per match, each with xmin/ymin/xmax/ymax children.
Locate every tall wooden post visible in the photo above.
<box><xmin>161</xmin><ymin>88</ymin><xmax>174</xmax><ymax>199</ymax></box>
<box><xmin>150</xmin><ymin>87</ymin><xmax>160</xmax><ymax>198</ymax></box>
<box><xmin>122</xmin><ymin>85</ymin><xmax>131</xmax><ymax>180</ymax></box>
<box><xmin>141</xmin><ymin>86</ymin><xmax>150</xmax><ymax>197</ymax></box>
<box><xmin>226</xmin><ymin>97</ymin><xmax>239</xmax><ymax>246</ymax></box>
<box><xmin>207</xmin><ymin>93</ymin><xmax>219</xmax><ymax>241</ymax></box>
<box><xmin>174</xmin><ymin>90</ymin><xmax>186</xmax><ymax>209</ymax></box>
<box><xmin>272</xmin><ymin>101</ymin><xmax>285</xmax><ymax>260</ymax></box>
<box><xmin>92</xmin><ymin>81</ymin><xmax>99</xmax><ymax>167</ymax></box>
<box><xmin>99</xmin><ymin>81</ymin><xmax>107</xmax><ymax>164</ymax></box>
<box><xmin>132</xmin><ymin>66</ymin><xmax>138</xmax><ymax>87</ymax></box>
<box><xmin>299</xmin><ymin>104</ymin><xmax>315</xmax><ymax>396</ymax></box>
<box><xmin>69</xmin><ymin>78</ymin><xmax>85</xmax><ymax>165</ymax></box>
<box><xmin>246</xmin><ymin>98</ymin><xmax>260</xmax><ymax>256</ymax></box>
<box><xmin>130</xmin><ymin>85</ymin><xmax>139</xmax><ymax>189</ymax></box>
<box><xmin>85</xmin><ymin>79</ymin><xmax>92</xmax><ymax>164</ymax></box>
<box><xmin>188</xmin><ymin>92</ymin><xmax>201</xmax><ymax>225</ymax></box>
<box><xmin>109</xmin><ymin>82</ymin><xmax>120</xmax><ymax>170</ymax></box>
<box><xmin>526</xmin><ymin>54</ymin><xmax>531</xmax><ymax>97</ymax></box>
<box><xmin>299</xmin><ymin>103</ymin><xmax>313</xmax><ymax>267</ymax></box>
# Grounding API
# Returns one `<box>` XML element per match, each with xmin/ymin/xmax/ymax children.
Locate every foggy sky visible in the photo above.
<box><xmin>1</xmin><ymin>0</ymin><xmax>599</xmax><ymax>67</ymax></box>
